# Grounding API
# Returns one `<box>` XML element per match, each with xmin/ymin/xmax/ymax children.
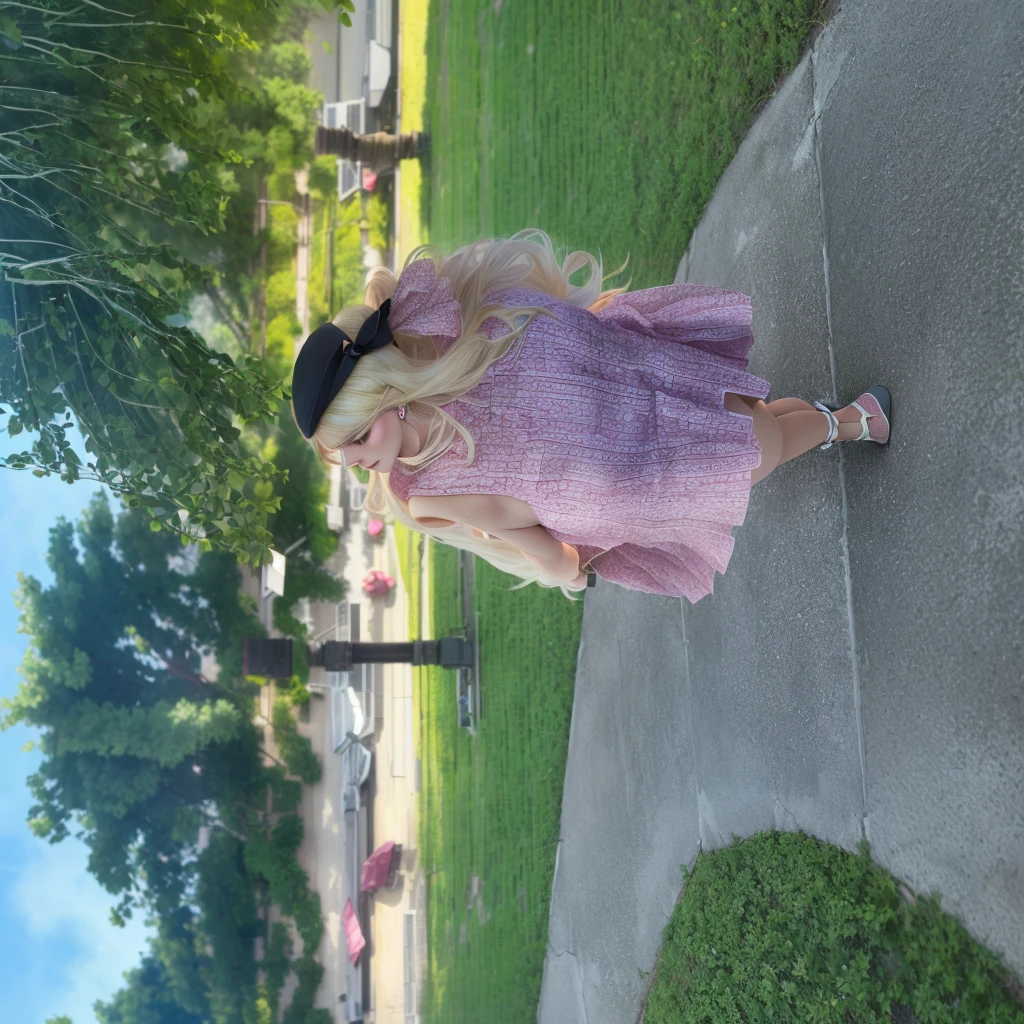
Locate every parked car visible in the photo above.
<box><xmin>344</xmin><ymin>734</ymin><xmax>373</xmax><ymax>790</ymax></box>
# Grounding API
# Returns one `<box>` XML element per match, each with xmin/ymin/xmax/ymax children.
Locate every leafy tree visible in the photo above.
<box><xmin>195</xmin><ymin>832</ymin><xmax>261</xmax><ymax>1023</ymax></box>
<box><xmin>270</xmin><ymin>697</ymin><xmax>322</xmax><ymax>786</ymax></box>
<box><xmin>3</xmin><ymin>490</ymin><xmax>337</xmax><ymax>1017</ymax></box>
<box><xmin>94</xmin><ymin>960</ymin><xmax>205</xmax><ymax>1024</ymax></box>
<box><xmin>0</xmin><ymin>492</ymin><xmax>263</xmax><ymax>916</ymax></box>
<box><xmin>95</xmin><ymin>923</ymin><xmax>211</xmax><ymax>1024</ymax></box>
<box><xmin>0</xmin><ymin>0</ymin><xmax>331</xmax><ymax>565</ymax></box>
<box><xmin>149</xmin><ymin>909</ymin><xmax>215</xmax><ymax>1021</ymax></box>
<box><xmin>241</xmin><ymin>400</ymin><xmax>345</xmax><ymax>670</ymax></box>
<box><xmin>2</xmin><ymin>3</ymin><xmax>355</xmax><ymax>1011</ymax></box>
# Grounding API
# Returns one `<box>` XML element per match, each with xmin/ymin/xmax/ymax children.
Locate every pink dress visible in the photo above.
<box><xmin>387</xmin><ymin>284</ymin><xmax>771</xmax><ymax>602</ymax></box>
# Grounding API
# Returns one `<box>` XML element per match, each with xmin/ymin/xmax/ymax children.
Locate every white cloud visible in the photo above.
<box><xmin>12</xmin><ymin>836</ymin><xmax>153</xmax><ymax>1024</ymax></box>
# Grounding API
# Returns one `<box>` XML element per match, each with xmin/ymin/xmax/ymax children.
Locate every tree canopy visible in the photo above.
<box><xmin>2</xmin><ymin>492</ymin><xmax>329</xmax><ymax>1021</ymax></box>
<box><xmin>4</xmin><ymin>492</ymin><xmax>254</xmax><ymax>913</ymax></box>
<box><xmin>0</xmin><ymin>0</ymin><xmax>351</xmax><ymax>566</ymax></box>
<box><xmin>2</xmin><ymin>2</ymin><xmax>357</xmax><ymax>1017</ymax></box>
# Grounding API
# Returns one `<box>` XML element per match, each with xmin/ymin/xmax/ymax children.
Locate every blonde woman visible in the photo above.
<box><xmin>291</xmin><ymin>230</ymin><xmax>890</xmax><ymax>601</ymax></box>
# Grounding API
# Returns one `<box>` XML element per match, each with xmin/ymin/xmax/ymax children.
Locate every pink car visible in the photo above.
<box><xmin>362</xmin><ymin>569</ymin><xmax>395</xmax><ymax>596</ymax></box>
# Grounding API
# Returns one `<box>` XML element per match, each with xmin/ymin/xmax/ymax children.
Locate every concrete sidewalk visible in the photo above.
<box><xmin>538</xmin><ymin>2</ymin><xmax>1024</xmax><ymax>1021</ymax></box>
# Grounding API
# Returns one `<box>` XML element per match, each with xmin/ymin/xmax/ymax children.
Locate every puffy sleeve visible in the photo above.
<box><xmin>389</xmin><ymin>259</ymin><xmax>463</xmax><ymax>350</ymax></box>
<box><xmin>593</xmin><ymin>283</ymin><xmax>758</xmax><ymax>370</ymax></box>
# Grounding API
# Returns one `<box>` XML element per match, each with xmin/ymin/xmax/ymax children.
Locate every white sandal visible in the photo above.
<box><xmin>813</xmin><ymin>401</ymin><xmax>841</xmax><ymax>450</ymax></box>
<box><xmin>814</xmin><ymin>386</ymin><xmax>892</xmax><ymax>450</ymax></box>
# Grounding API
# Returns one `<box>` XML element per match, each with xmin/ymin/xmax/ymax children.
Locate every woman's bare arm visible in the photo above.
<box><xmin>408</xmin><ymin>493</ymin><xmax>539</xmax><ymax>530</ymax></box>
<box><xmin>408</xmin><ymin>493</ymin><xmax>579</xmax><ymax>580</ymax></box>
<box><xmin>490</xmin><ymin>526</ymin><xmax>580</xmax><ymax>580</ymax></box>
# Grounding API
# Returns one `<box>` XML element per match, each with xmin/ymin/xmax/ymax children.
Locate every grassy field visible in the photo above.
<box><xmin>422</xmin><ymin>0</ymin><xmax>829</xmax><ymax>290</ymax></box>
<box><xmin>394</xmin><ymin>521</ymin><xmax>586</xmax><ymax>1022</ymax></box>
<box><xmin>396</xmin><ymin>0</ymin><xmax>429</xmax><ymax>263</ymax></box>
<box><xmin>392</xmin><ymin>521</ymin><xmax>422</xmax><ymax>635</ymax></box>
<box><xmin>415</xmin><ymin>547</ymin><xmax>584</xmax><ymax>1024</ymax></box>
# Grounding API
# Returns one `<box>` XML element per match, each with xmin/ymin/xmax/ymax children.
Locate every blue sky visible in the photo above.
<box><xmin>1</xmin><ymin>428</ymin><xmax>153</xmax><ymax>1024</ymax></box>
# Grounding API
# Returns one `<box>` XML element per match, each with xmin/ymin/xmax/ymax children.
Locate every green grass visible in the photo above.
<box><xmin>392</xmin><ymin>519</ymin><xmax>423</xmax><ymax>636</ymax></box>
<box><xmin>423</xmin><ymin>0</ymin><xmax>829</xmax><ymax>289</ymax></box>
<box><xmin>645</xmin><ymin>832</ymin><xmax>1024</xmax><ymax>1023</ymax></box>
<box><xmin>396</xmin><ymin>0</ymin><xmax>429</xmax><ymax>262</ymax></box>
<box><xmin>416</xmin><ymin>544</ymin><xmax>584</xmax><ymax>1023</ymax></box>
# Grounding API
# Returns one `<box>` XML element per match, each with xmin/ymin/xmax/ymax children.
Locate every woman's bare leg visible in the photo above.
<box><xmin>724</xmin><ymin>392</ymin><xmax>782</xmax><ymax>484</ymax></box>
<box><xmin>766</xmin><ymin>397</ymin><xmax>816</xmax><ymax>415</ymax></box>
<box><xmin>774</xmin><ymin>405</ymin><xmax>865</xmax><ymax>466</ymax></box>
<box><xmin>727</xmin><ymin>392</ymin><xmax>870</xmax><ymax>485</ymax></box>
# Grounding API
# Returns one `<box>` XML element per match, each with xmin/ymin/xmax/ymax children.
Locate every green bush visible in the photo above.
<box><xmin>266</xmin><ymin>267</ymin><xmax>299</xmax><ymax>319</ymax></box>
<box><xmin>266</xmin><ymin>764</ymin><xmax>304</xmax><ymax>814</ymax></box>
<box><xmin>293</xmin><ymin>893</ymin><xmax>325</xmax><ymax>953</ymax></box>
<box><xmin>268</xmin><ymin>203</ymin><xmax>300</xmax><ymax>263</ymax></box>
<box><xmin>269</xmin><ymin>167</ymin><xmax>299</xmax><ymax>202</ymax></box>
<box><xmin>273</xmin><ymin>604</ymin><xmax>308</xmax><ymax>644</ymax></box>
<box><xmin>244</xmin><ymin>822</ymin><xmax>306</xmax><ymax>917</ymax></box>
<box><xmin>277</xmin><ymin>669</ymin><xmax>312</xmax><ymax>706</ymax></box>
<box><xmin>366</xmin><ymin>191</ymin><xmax>390</xmax><ymax>252</ymax></box>
<box><xmin>262</xmin><ymin>921</ymin><xmax>293</xmax><ymax>1018</ymax></box>
<box><xmin>271</xmin><ymin>696</ymin><xmax>322</xmax><ymax>784</ymax></box>
<box><xmin>308</xmin><ymin>155</ymin><xmax>338</xmax><ymax>199</ymax></box>
<box><xmin>265</xmin><ymin>312</ymin><xmax>301</xmax><ymax>370</ymax></box>
<box><xmin>644</xmin><ymin>831</ymin><xmax>1024</xmax><ymax>1023</ymax></box>
<box><xmin>282</xmin><ymin>956</ymin><xmax>330</xmax><ymax>1024</ymax></box>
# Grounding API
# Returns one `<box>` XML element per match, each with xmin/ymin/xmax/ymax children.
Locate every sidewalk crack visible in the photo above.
<box><xmin>680</xmin><ymin>601</ymin><xmax>702</xmax><ymax>841</ymax></box>
<box><xmin>545</xmin><ymin>943</ymin><xmax>591</xmax><ymax>1024</ymax></box>
<box><xmin>809</xmin><ymin>40</ymin><xmax>869</xmax><ymax>827</ymax></box>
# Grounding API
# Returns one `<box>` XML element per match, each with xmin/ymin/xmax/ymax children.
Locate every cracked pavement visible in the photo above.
<box><xmin>538</xmin><ymin>2</ymin><xmax>1024</xmax><ymax>1021</ymax></box>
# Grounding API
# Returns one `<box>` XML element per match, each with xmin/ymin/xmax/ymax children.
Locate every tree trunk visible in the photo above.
<box><xmin>314</xmin><ymin>126</ymin><xmax>429</xmax><ymax>174</ymax></box>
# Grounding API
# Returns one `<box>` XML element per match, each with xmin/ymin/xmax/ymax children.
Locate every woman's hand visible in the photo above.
<box><xmin>564</xmin><ymin>572</ymin><xmax>590</xmax><ymax>592</ymax></box>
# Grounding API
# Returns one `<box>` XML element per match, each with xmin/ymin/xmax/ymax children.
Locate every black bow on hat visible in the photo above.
<box><xmin>292</xmin><ymin>299</ymin><xmax>394</xmax><ymax>439</ymax></box>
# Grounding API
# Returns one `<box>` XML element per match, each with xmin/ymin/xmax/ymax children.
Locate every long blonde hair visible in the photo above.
<box><xmin>306</xmin><ymin>229</ymin><xmax>630</xmax><ymax>599</ymax></box>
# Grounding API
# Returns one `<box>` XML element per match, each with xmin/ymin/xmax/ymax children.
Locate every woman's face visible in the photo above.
<box><xmin>339</xmin><ymin>409</ymin><xmax>404</xmax><ymax>473</ymax></box>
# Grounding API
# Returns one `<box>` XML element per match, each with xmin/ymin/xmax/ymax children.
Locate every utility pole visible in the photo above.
<box><xmin>255</xmin><ymin>192</ymin><xmax>300</xmax><ymax>356</ymax></box>
<box><xmin>256</xmin><ymin>179</ymin><xmax>268</xmax><ymax>357</ymax></box>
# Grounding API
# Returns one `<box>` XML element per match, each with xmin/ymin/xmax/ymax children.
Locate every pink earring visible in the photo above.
<box><xmin>397</xmin><ymin>405</ymin><xmax>406</xmax><ymax>420</ymax></box>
